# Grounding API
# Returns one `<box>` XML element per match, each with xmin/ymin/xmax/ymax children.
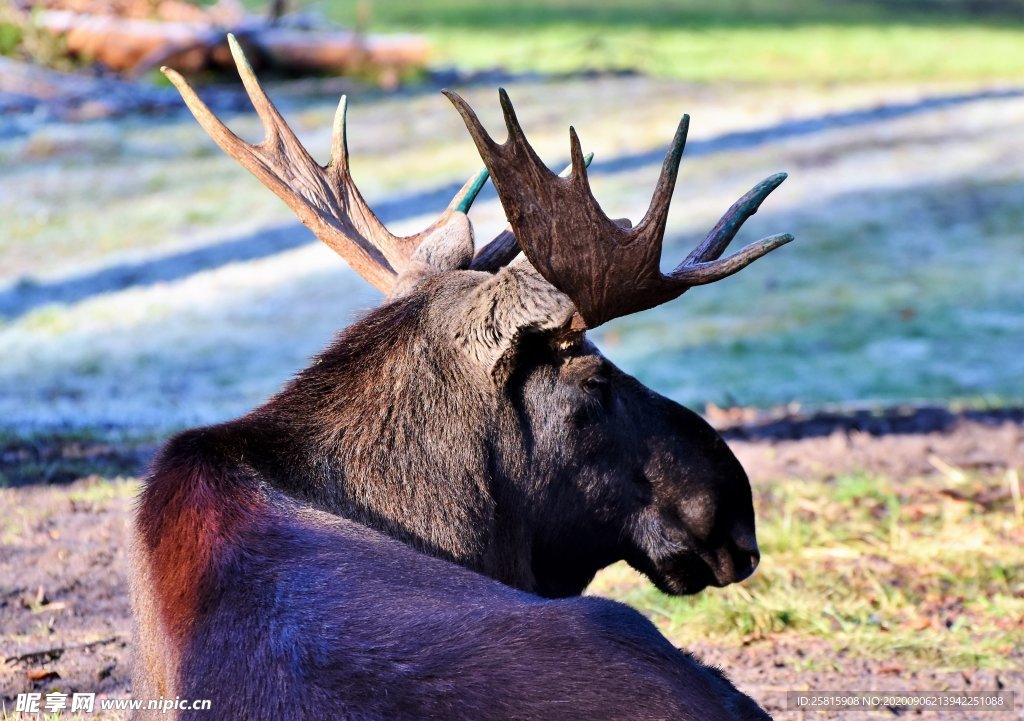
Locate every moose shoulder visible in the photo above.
<box><xmin>133</xmin><ymin>35</ymin><xmax>793</xmax><ymax>718</ymax></box>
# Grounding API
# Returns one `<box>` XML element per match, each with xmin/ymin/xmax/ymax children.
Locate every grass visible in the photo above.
<box><xmin>1</xmin><ymin>712</ymin><xmax>68</xmax><ymax>721</ymax></box>
<box><xmin>0</xmin><ymin>428</ymin><xmax>152</xmax><ymax>487</ymax></box>
<box><xmin>590</xmin><ymin>467</ymin><xmax>1024</xmax><ymax>670</ymax></box>
<box><xmin>596</xmin><ymin>123</ymin><xmax>1024</xmax><ymax>410</ymax></box>
<box><xmin>65</xmin><ymin>477</ymin><xmax>139</xmax><ymax>504</ymax></box>
<box><xmin>313</xmin><ymin>0</ymin><xmax>1024</xmax><ymax>84</ymax></box>
<box><xmin>413</xmin><ymin>24</ymin><xmax>1024</xmax><ymax>85</ymax></box>
<box><xmin>0</xmin><ymin>0</ymin><xmax>80</xmax><ymax>72</ymax></box>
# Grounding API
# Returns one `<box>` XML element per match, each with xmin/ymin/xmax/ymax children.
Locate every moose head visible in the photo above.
<box><xmin>161</xmin><ymin>37</ymin><xmax>793</xmax><ymax>599</ymax></box>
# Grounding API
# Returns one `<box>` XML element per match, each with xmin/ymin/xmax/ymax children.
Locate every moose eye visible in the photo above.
<box><xmin>581</xmin><ymin>376</ymin><xmax>610</xmax><ymax>403</ymax></box>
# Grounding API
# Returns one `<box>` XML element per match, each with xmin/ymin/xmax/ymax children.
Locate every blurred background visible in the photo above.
<box><xmin>1</xmin><ymin>1</ymin><xmax>1022</xmax><ymax>718</ymax></box>
<box><xmin>2</xmin><ymin>0</ymin><xmax>1022</xmax><ymax>434</ymax></box>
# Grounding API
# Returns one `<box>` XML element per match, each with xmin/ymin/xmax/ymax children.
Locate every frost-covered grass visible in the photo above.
<box><xmin>1</xmin><ymin>78</ymin><xmax>1022</xmax><ymax>438</ymax></box>
<box><xmin>605</xmin><ymin>170</ymin><xmax>1024</xmax><ymax>409</ymax></box>
<box><xmin>594</xmin><ymin>89</ymin><xmax>1024</xmax><ymax>410</ymax></box>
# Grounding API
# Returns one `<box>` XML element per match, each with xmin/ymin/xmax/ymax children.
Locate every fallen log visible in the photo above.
<box><xmin>32</xmin><ymin>10</ymin><xmax>430</xmax><ymax>77</ymax></box>
<box><xmin>249</xmin><ymin>27</ymin><xmax>431</xmax><ymax>75</ymax></box>
<box><xmin>35</xmin><ymin>10</ymin><xmax>224</xmax><ymax>73</ymax></box>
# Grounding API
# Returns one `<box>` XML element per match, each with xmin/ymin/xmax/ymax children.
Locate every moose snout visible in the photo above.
<box><xmin>727</xmin><ymin>530</ymin><xmax>760</xmax><ymax>582</ymax></box>
<box><xmin>709</xmin><ymin>529</ymin><xmax>759</xmax><ymax>586</ymax></box>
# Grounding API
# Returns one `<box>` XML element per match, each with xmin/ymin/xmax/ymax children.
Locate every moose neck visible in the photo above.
<box><xmin>235</xmin><ymin>294</ymin><xmax>553</xmax><ymax>592</ymax></box>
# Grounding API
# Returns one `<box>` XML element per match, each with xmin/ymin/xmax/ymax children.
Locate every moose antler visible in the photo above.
<box><xmin>162</xmin><ymin>34</ymin><xmax>489</xmax><ymax>293</ymax></box>
<box><xmin>469</xmin><ymin>152</ymin><xmax>593</xmax><ymax>272</ymax></box>
<box><xmin>444</xmin><ymin>89</ymin><xmax>794</xmax><ymax>328</ymax></box>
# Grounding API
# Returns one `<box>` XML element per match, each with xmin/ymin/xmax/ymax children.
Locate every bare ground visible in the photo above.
<box><xmin>2</xmin><ymin>410</ymin><xmax>1022</xmax><ymax>719</ymax></box>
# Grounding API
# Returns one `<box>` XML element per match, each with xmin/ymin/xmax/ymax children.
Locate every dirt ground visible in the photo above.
<box><xmin>2</xmin><ymin>409</ymin><xmax>1022</xmax><ymax>719</ymax></box>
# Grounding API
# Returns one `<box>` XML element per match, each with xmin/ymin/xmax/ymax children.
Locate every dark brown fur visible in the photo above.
<box><xmin>133</xmin><ymin>426</ymin><xmax>768</xmax><ymax>719</ymax></box>
<box><xmin>132</xmin><ymin>265</ymin><xmax>769</xmax><ymax>718</ymax></box>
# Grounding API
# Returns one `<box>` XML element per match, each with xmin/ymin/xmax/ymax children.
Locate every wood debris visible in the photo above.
<box><xmin>11</xmin><ymin>0</ymin><xmax>429</xmax><ymax>79</ymax></box>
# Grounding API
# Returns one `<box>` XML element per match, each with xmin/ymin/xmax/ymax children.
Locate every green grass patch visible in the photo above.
<box><xmin>65</xmin><ymin>476</ymin><xmax>140</xmax><ymax>505</ymax></box>
<box><xmin>591</xmin><ymin>468</ymin><xmax>1024</xmax><ymax>669</ymax></box>
<box><xmin>419</xmin><ymin>24</ymin><xmax>1024</xmax><ymax>84</ymax></box>
<box><xmin>312</xmin><ymin>0</ymin><xmax>1024</xmax><ymax>84</ymax></box>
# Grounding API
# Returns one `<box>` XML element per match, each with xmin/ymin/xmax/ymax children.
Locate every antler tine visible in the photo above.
<box><xmin>447</xmin><ymin>90</ymin><xmax>795</xmax><ymax>328</ymax></box>
<box><xmin>670</xmin><ymin>232</ymin><xmax>794</xmax><ymax>285</ymax></box>
<box><xmin>226</xmin><ymin>35</ymin><xmax>291</xmax><ymax>149</ymax></box>
<box><xmin>164</xmin><ymin>36</ymin><xmax>489</xmax><ymax>294</ymax></box>
<box><xmin>497</xmin><ymin>89</ymin><xmax>563</xmax><ymax>185</ymax></box>
<box><xmin>444</xmin><ymin>89</ymin><xmax>562</xmax><ymax>187</ymax></box>
<box><xmin>161</xmin><ymin>64</ymin><xmax>253</xmax><ymax>177</ymax></box>
<box><xmin>663</xmin><ymin>172</ymin><xmax>792</xmax><ymax>286</ymax></box>
<box><xmin>634</xmin><ymin>114</ymin><xmax>689</xmax><ymax>243</ymax></box>
<box><xmin>330</xmin><ymin>94</ymin><xmax>351</xmax><ymax>177</ymax></box>
<box><xmin>684</xmin><ymin>172</ymin><xmax>789</xmax><ymax>265</ymax></box>
<box><xmin>451</xmin><ymin>167</ymin><xmax>491</xmax><ymax>215</ymax></box>
<box><xmin>443</xmin><ymin>90</ymin><xmax>499</xmax><ymax>159</ymax></box>
<box><xmin>567</xmin><ymin>127</ymin><xmax>589</xmax><ymax>184</ymax></box>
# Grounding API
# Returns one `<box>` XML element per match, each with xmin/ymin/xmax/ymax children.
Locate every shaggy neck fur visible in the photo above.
<box><xmin>229</xmin><ymin>291</ymin><xmax>543</xmax><ymax>590</ymax></box>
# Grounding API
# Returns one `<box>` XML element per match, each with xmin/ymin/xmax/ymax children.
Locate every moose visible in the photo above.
<box><xmin>132</xmin><ymin>36</ymin><xmax>793</xmax><ymax>718</ymax></box>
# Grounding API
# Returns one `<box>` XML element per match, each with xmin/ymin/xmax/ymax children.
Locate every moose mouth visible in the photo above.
<box><xmin>642</xmin><ymin>546</ymin><xmax>757</xmax><ymax>596</ymax></box>
<box><xmin>634</xmin><ymin>551</ymin><xmax>718</xmax><ymax>596</ymax></box>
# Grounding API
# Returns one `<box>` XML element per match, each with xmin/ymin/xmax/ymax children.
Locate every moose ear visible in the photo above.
<box><xmin>457</xmin><ymin>257</ymin><xmax>576</xmax><ymax>380</ymax></box>
<box><xmin>391</xmin><ymin>212</ymin><xmax>476</xmax><ymax>297</ymax></box>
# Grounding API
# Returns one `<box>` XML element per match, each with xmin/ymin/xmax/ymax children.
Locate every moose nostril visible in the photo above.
<box><xmin>731</xmin><ymin>530</ymin><xmax>759</xmax><ymax>556</ymax></box>
<box><xmin>746</xmin><ymin>544</ymin><xmax>760</xmax><ymax>566</ymax></box>
<box><xmin>729</xmin><ymin>534</ymin><xmax>759</xmax><ymax>581</ymax></box>
<box><xmin>730</xmin><ymin>549</ymin><xmax>758</xmax><ymax>582</ymax></box>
